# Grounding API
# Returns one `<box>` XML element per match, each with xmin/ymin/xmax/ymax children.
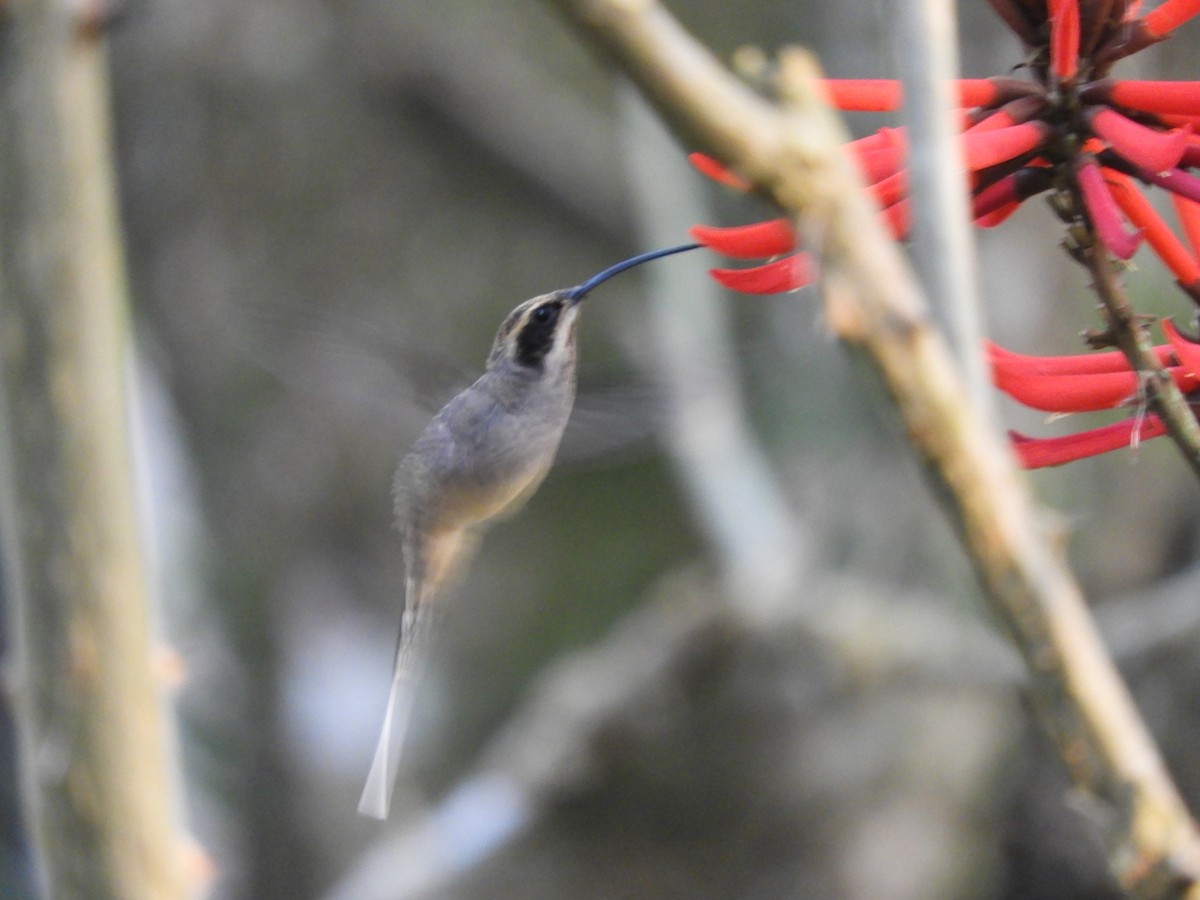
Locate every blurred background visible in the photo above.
<box><xmin>6</xmin><ymin>1</ymin><xmax>1200</xmax><ymax>898</ymax></box>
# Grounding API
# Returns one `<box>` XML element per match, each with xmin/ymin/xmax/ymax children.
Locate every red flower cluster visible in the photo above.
<box><xmin>691</xmin><ymin>0</ymin><xmax>1200</xmax><ymax>468</ymax></box>
<box><xmin>990</xmin><ymin>319</ymin><xmax>1199</xmax><ymax>465</ymax></box>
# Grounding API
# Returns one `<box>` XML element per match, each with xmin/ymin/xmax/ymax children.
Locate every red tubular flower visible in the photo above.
<box><xmin>1049</xmin><ymin>0</ymin><xmax>1082</xmax><ymax>81</ymax></box>
<box><xmin>1095</xmin><ymin>0</ymin><xmax>1200</xmax><ymax>65</ymax></box>
<box><xmin>973</xmin><ymin>167</ymin><xmax>1055</xmax><ymax>220</ymax></box>
<box><xmin>846</xmin><ymin>129</ymin><xmax>903</xmax><ymax>156</ymax></box>
<box><xmin>1143</xmin><ymin>0</ymin><xmax>1200</xmax><ymax>37</ymax></box>
<box><xmin>1076</xmin><ymin>158</ymin><xmax>1143</xmax><ymax>258</ymax></box>
<box><xmin>997</xmin><ymin>368</ymin><xmax>1146</xmax><ymax>411</ymax></box>
<box><xmin>818</xmin><ymin>77</ymin><xmax>1033</xmax><ymax>112</ymax></box>
<box><xmin>688</xmin><ymin>217</ymin><xmax>812</xmax><ymax>292</ymax></box>
<box><xmin>1093</xmin><ymin>79</ymin><xmax>1200</xmax><ymax>115</ymax></box>
<box><xmin>687</xmin><ymin>0</ymin><xmax>1200</xmax><ymax>466</ymax></box>
<box><xmin>687</xmin><ymin>152</ymin><xmax>751</xmax><ymax>191</ymax></box>
<box><xmin>689</xmin><ymin>220</ymin><xmax>797</xmax><ymax>259</ymax></box>
<box><xmin>1088</xmin><ymin>108</ymin><xmax>1189</xmax><ymax>172</ymax></box>
<box><xmin>971</xmin><ymin>178</ymin><xmax>1019</xmax><ymax>220</ymax></box>
<box><xmin>1010</xmin><ymin>417</ymin><xmax>1168</xmax><ymax>468</ymax></box>
<box><xmin>1105</xmin><ymin>170</ymin><xmax>1200</xmax><ymax>284</ymax></box>
<box><xmin>854</xmin><ymin>145</ymin><xmax>906</xmax><ymax>184</ymax></box>
<box><xmin>821</xmin><ymin>79</ymin><xmax>903</xmax><ymax>112</ymax></box>
<box><xmin>989</xmin><ymin>337</ymin><xmax>1196</xmax><ymax>410</ymax></box>
<box><xmin>962</xmin><ymin>121</ymin><xmax>1053</xmax><ymax>171</ymax></box>
<box><xmin>994</xmin><ymin>361</ymin><xmax>1198</xmax><ymax>410</ymax></box>
<box><xmin>965</xmin><ymin>95</ymin><xmax>1050</xmax><ymax>133</ymax></box>
<box><xmin>986</xmin><ymin>339</ymin><xmax>1174</xmax><ymax>375</ymax></box>
<box><xmin>694</xmin><ymin>1</ymin><xmax>1200</xmax><ymax>302</ymax></box>
<box><xmin>1118</xmin><ymin>161</ymin><xmax>1200</xmax><ymax>205</ymax></box>
<box><xmin>1173</xmin><ymin>194</ymin><xmax>1200</xmax><ymax>261</ymax></box>
<box><xmin>990</xmin><ymin>322</ymin><xmax>1200</xmax><ymax>466</ymax></box>
<box><xmin>710</xmin><ymin>255</ymin><xmax>815</xmax><ymax>294</ymax></box>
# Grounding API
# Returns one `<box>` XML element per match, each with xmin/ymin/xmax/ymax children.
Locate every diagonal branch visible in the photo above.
<box><xmin>548</xmin><ymin>0</ymin><xmax>1200</xmax><ymax>894</ymax></box>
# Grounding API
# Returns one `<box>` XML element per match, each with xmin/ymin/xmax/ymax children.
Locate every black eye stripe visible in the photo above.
<box><xmin>515</xmin><ymin>300</ymin><xmax>564</xmax><ymax>367</ymax></box>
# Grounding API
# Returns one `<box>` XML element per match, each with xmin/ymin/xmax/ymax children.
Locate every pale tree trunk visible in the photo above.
<box><xmin>0</xmin><ymin>4</ymin><xmax>189</xmax><ymax>898</ymax></box>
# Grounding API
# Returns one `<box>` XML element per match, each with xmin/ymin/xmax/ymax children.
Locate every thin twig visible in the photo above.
<box><xmin>1088</xmin><ymin>243</ymin><xmax>1200</xmax><ymax>480</ymax></box>
<box><xmin>548</xmin><ymin>0</ymin><xmax>1200</xmax><ymax>894</ymax></box>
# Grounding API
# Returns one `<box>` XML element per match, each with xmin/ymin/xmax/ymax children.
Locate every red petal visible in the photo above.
<box><xmin>821</xmin><ymin>79</ymin><xmax>903</xmax><ymax>111</ymax></box>
<box><xmin>957</xmin><ymin>78</ymin><xmax>1033</xmax><ymax>107</ymax></box>
<box><xmin>964</xmin><ymin>95</ymin><xmax>1049</xmax><ymax>133</ymax></box>
<box><xmin>710</xmin><ymin>254</ymin><xmax>815</xmax><ymax>294</ymax></box>
<box><xmin>1090</xmin><ymin>108</ymin><xmax>1189</xmax><ymax>172</ymax></box>
<box><xmin>688</xmin><ymin>152</ymin><xmax>752</xmax><ymax>191</ymax></box>
<box><xmin>1049</xmin><ymin>0</ymin><xmax>1081</xmax><ymax>80</ymax></box>
<box><xmin>961</xmin><ymin>122</ymin><xmax>1052</xmax><ymax>172</ymax></box>
<box><xmin>1135</xmin><ymin>166</ymin><xmax>1200</xmax><ymax>204</ymax></box>
<box><xmin>1077</xmin><ymin>159</ymin><xmax>1143</xmax><ymax>258</ymax></box>
<box><xmin>958</xmin><ymin>79</ymin><xmax>998</xmax><ymax>107</ymax></box>
<box><xmin>1105</xmin><ymin>80</ymin><xmax>1200</xmax><ymax>116</ymax></box>
<box><xmin>1143</xmin><ymin>0</ymin><xmax>1200</xmax><ymax>36</ymax></box>
<box><xmin>992</xmin><ymin>345</ymin><xmax>1197</xmax><ymax>409</ymax></box>
<box><xmin>817</xmin><ymin>78</ymin><xmax>1020</xmax><ymax>111</ymax></box>
<box><xmin>689</xmin><ymin>220</ymin><xmax>798</xmax><ymax>258</ymax></box>
<box><xmin>1105</xmin><ymin>170</ymin><xmax>1200</xmax><ymax>282</ymax></box>
<box><xmin>1010</xmin><ymin>416</ymin><xmax>1168</xmax><ymax>468</ymax></box>
<box><xmin>972</xmin><ymin>167</ymin><xmax>1053</xmax><ymax>219</ymax></box>
<box><xmin>973</xmin><ymin>176</ymin><xmax>1021</xmax><ymax>219</ymax></box>
<box><xmin>995</xmin><ymin>368</ymin><xmax>1143</xmax><ymax>411</ymax></box>
<box><xmin>1171</xmin><ymin>194</ymin><xmax>1200</xmax><ymax>261</ymax></box>
<box><xmin>986</xmin><ymin>339</ymin><xmax>1172</xmax><ymax>375</ymax></box>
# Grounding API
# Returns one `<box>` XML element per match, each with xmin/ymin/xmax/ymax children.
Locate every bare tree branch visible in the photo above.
<box><xmin>0</xmin><ymin>8</ymin><xmax>190</xmax><ymax>898</ymax></box>
<box><xmin>547</xmin><ymin>0</ymin><xmax>1200</xmax><ymax>894</ymax></box>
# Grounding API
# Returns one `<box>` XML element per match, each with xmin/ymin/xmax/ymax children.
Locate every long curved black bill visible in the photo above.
<box><xmin>567</xmin><ymin>242</ymin><xmax>700</xmax><ymax>302</ymax></box>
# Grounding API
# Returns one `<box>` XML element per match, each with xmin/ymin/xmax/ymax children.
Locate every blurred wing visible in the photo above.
<box><xmin>238</xmin><ymin>301</ymin><xmax>476</xmax><ymax>442</ymax></box>
<box><xmin>557</xmin><ymin>380</ymin><xmax>669</xmax><ymax>465</ymax></box>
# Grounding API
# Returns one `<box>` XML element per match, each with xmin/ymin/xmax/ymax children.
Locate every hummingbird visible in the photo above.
<box><xmin>358</xmin><ymin>243</ymin><xmax>699</xmax><ymax>819</ymax></box>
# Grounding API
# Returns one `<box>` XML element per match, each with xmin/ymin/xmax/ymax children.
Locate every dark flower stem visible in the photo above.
<box><xmin>1085</xmin><ymin>240</ymin><xmax>1200</xmax><ymax>479</ymax></box>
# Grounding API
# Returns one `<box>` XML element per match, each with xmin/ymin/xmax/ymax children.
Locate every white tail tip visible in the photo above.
<box><xmin>357</xmin><ymin>662</ymin><xmax>417</xmax><ymax>820</ymax></box>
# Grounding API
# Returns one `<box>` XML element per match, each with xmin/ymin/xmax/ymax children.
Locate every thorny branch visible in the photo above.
<box><xmin>549</xmin><ymin>0</ymin><xmax>1200</xmax><ymax>895</ymax></box>
<box><xmin>1086</xmin><ymin>238</ymin><xmax>1200</xmax><ymax>480</ymax></box>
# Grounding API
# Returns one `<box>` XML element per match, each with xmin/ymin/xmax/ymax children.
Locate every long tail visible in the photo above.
<box><xmin>357</xmin><ymin>610</ymin><xmax>428</xmax><ymax>819</ymax></box>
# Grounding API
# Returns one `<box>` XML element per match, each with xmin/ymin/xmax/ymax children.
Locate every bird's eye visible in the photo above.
<box><xmin>532</xmin><ymin>304</ymin><xmax>558</xmax><ymax>325</ymax></box>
